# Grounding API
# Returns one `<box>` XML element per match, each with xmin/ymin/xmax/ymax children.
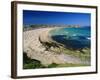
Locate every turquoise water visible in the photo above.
<box><xmin>50</xmin><ymin>27</ymin><xmax>90</xmax><ymax>49</ymax></box>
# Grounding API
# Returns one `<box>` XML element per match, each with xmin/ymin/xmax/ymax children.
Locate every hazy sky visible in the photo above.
<box><xmin>23</xmin><ymin>10</ymin><xmax>91</xmax><ymax>26</ymax></box>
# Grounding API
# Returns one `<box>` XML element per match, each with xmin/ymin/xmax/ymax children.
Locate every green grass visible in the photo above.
<box><xmin>52</xmin><ymin>47</ymin><xmax>91</xmax><ymax>62</ymax></box>
<box><xmin>23</xmin><ymin>53</ymin><xmax>46</xmax><ymax>69</ymax></box>
<box><xmin>48</xmin><ymin>63</ymin><xmax>58</xmax><ymax>68</ymax></box>
<box><xmin>57</xmin><ymin>63</ymin><xmax>89</xmax><ymax>67</ymax></box>
<box><xmin>23</xmin><ymin>47</ymin><xmax>91</xmax><ymax>69</ymax></box>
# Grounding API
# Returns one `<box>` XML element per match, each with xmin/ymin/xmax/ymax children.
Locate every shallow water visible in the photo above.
<box><xmin>50</xmin><ymin>27</ymin><xmax>91</xmax><ymax>49</ymax></box>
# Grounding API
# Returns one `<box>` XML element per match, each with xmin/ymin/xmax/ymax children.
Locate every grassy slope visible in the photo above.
<box><xmin>52</xmin><ymin>47</ymin><xmax>90</xmax><ymax>62</ymax></box>
<box><xmin>23</xmin><ymin>47</ymin><xmax>90</xmax><ymax>69</ymax></box>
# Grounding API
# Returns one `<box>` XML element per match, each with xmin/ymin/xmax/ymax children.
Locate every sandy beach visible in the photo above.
<box><xmin>24</xmin><ymin>28</ymin><xmax>89</xmax><ymax>66</ymax></box>
<box><xmin>24</xmin><ymin>28</ymin><xmax>54</xmax><ymax>52</ymax></box>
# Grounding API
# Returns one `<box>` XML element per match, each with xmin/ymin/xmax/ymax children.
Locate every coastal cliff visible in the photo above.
<box><xmin>23</xmin><ymin>27</ymin><xmax>90</xmax><ymax>68</ymax></box>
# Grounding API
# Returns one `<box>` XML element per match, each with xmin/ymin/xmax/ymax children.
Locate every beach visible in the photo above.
<box><xmin>23</xmin><ymin>27</ymin><xmax>90</xmax><ymax>66</ymax></box>
<box><xmin>24</xmin><ymin>28</ymin><xmax>58</xmax><ymax>52</ymax></box>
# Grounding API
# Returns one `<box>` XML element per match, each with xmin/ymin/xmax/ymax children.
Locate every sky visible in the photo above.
<box><xmin>23</xmin><ymin>10</ymin><xmax>91</xmax><ymax>26</ymax></box>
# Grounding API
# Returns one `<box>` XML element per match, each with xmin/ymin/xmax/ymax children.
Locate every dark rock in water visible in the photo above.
<box><xmin>38</xmin><ymin>36</ymin><xmax>64</xmax><ymax>51</ymax></box>
<box><xmin>51</xmin><ymin>35</ymin><xmax>90</xmax><ymax>51</ymax></box>
<box><xmin>77</xmin><ymin>36</ymin><xmax>87</xmax><ymax>40</ymax></box>
<box><xmin>50</xmin><ymin>27</ymin><xmax>90</xmax><ymax>51</ymax></box>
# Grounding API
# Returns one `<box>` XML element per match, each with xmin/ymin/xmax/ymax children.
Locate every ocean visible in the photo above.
<box><xmin>50</xmin><ymin>27</ymin><xmax>91</xmax><ymax>50</ymax></box>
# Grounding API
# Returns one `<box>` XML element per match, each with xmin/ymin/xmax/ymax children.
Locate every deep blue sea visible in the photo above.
<box><xmin>50</xmin><ymin>27</ymin><xmax>91</xmax><ymax>49</ymax></box>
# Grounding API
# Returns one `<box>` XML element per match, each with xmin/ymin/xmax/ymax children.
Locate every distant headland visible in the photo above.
<box><xmin>23</xmin><ymin>24</ymin><xmax>80</xmax><ymax>31</ymax></box>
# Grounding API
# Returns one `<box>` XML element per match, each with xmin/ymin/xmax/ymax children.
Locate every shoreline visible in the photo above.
<box><xmin>24</xmin><ymin>27</ymin><xmax>55</xmax><ymax>52</ymax></box>
<box><xmin>23</xmin><ymin>27</ymin><xmax>90</xmax><ymax>66</ymax></box>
